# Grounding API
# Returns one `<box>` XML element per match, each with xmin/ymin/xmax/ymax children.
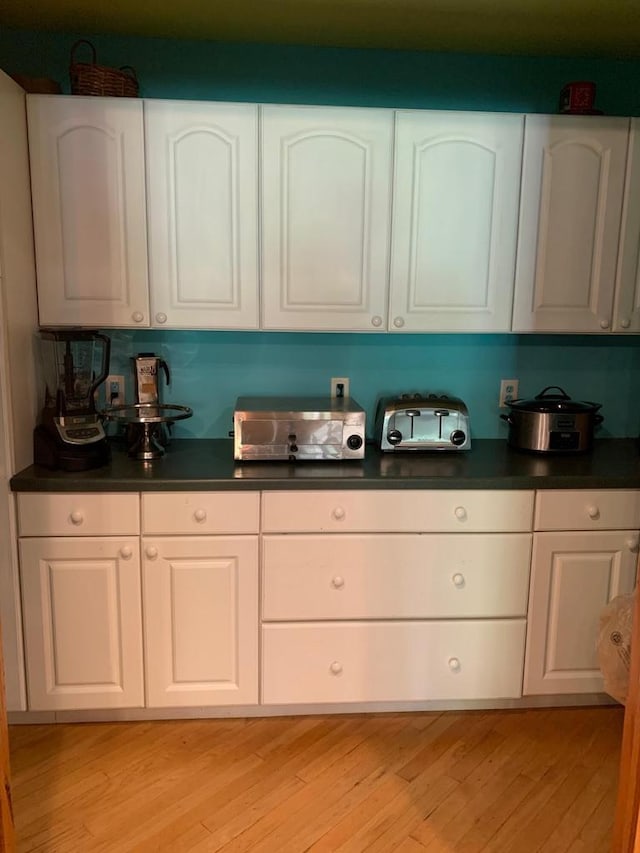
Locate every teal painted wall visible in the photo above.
<box><xmin>3</xmin><ymin>28</ymin><xmax>640</xmax><ymax>439</ymax></box>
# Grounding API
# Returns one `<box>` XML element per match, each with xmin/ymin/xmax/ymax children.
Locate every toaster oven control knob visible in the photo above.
<box><xmin>450</xmin><ymin>430</ymin><xmax>466</xmax><ymax>446</ymax></box>
<box><xmin>347</xmin><ymin>434</ymin><xmax>363</xmax><ymax>450</ymax></box>
<box><xmin>387</xmin><ymin>429</ymin><xmax>403</xmax><ymax>445</ymax></box>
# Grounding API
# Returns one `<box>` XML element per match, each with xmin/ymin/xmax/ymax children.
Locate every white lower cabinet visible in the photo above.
<box><xmin>142</xmin><ymin>535</ymin><xmax>259</xmax><ymax>707</ymax></box>
<box><xmin>263</xmin><ymin>620</ymin><xmax>526</xmax><ymax>704</ymax></box>
<box><xmin>524</xmin><ymin>490</ymin><xmax>639</xmax><ymax>696</ymax></box>
<box><xmin>141</xmin><ymin>491</ymin><xmax>260</xmax><ymax>707</ymax></box>
<box><xmin>19</xmin><ymin>536</ymin><xmax>144</xmax><ymax>711</ymax></box>
<box><xmin>261</xmin><ymin>490</ymin><xmax>533</xmax><ymax>706</ymax></box>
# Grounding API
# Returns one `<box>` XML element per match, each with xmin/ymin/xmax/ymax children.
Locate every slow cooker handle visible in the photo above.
<box><xmin>535</xmin><ymin>386</ymin><xmax>570</xmax><ymax>400</ymax></box>
<box><xmin>500</xmin><ymin>414</ymin><xmax>514</xmax><ymax>425</ymax></box>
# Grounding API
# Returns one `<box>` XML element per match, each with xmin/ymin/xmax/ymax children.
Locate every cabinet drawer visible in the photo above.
<box><xmin>262</xmin><ymin>490</ymin><xmax>534</xmax><ymax>533</ymax></box>
<box><xmin>262</xmin><ymin>533</ymin><xmax>531</xmax><ymax>620</ymax></box>
<box><xmin>262</xmin><ymin>620</ymin><xmax>526</xmax><ymax>704</ymax></box>
<box><xmin>17</xmin><ymin>493</ymin><xmax>140</xmax><ymax>537</ymax></box>
<box><xmin>142</xmin><ymin>492</ymin><xmax>260</xmax><ymax>535</ymax></box>
<box><xmin>534</xmin><ymin>490</ymin><xmax>640</xmax><ymax>531</ymax></box>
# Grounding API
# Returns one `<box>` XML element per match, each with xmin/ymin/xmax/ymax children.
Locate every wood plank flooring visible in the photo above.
<box><xmin>9</xmin><ymin>706</ymin><xmax>624</xmax><ymax>852</ymax></box>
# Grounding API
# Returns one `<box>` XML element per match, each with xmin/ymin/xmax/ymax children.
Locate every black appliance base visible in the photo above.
<box><xmin>33</xmin><ymin>425</ymin><xmax>110</xmax><ymax>472</ymax></box>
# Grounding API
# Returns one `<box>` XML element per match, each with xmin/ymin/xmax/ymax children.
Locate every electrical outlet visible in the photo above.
<box><xmin>499</xmin><ymin>379</ymin><xmax>519</xmax><ymax>409</ymax></box>
<box><xmin>330</xmin><ymin>377</ymin><xmax>350</xmax><ymax>399</ymax></box>
<box><xmin>106</xmin><ymin>375</ymin><xmax>125</xmax><ymax>407</ymax></box>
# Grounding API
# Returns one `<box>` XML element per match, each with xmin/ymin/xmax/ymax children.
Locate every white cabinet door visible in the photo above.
<box><xmin>613</xmin><ymin>119</ymin><xmax>640</xmax><ymax>332</ymax></box>
<box><xmin>390</xmin><ymin>111</ymin><xmax>523</xmax><ymax>332</ymax></box>
<box><xmin>19</xmin><ymin>536</ymin><xmax>144</xmax><ymax>710</ymax></box>
<box><xmin>143</xmin><ymin>536</ymin><xmax>258</xmax><ymax>707</ymax></box>
<box><xmin>145</xmin><ymin>101</ymin><xmax>259</xmax><ymax>329</ymax></box>
<box><xmin>513</xmin><ymin>115</ymin><xmax>629</xmax><ymax>333</ymax></box>
<box><xmin>27</xmin><ymin>95</ymin><xmax>150</xmax><ymax>328</ymax></box>
<box><xmin>261</xmin><ymin>105</ymin><xmax>393</xmax><ymax>331</ymax></box>
<box><xmin>524</xmin><ymin>530</ymin><xmax>638</xmax><ymax>696</ymax></box>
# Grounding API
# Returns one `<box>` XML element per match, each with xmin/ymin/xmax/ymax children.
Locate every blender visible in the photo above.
<box><xmin>33</xmin><ymin>329</ymin><xmax>111</xmax><ymax>471</ymax></box>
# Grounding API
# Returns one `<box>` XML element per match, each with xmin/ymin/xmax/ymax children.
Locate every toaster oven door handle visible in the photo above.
<box><xmin>433</xmin><ymin>409</ymin><xmax>450</xmax><ymax>417</ymax></box>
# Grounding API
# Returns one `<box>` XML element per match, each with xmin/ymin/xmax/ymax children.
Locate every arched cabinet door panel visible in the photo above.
<box><xmin>390</xmin><ymin>111</ymin><xmax>523</xmax><ymax>333</ymax></box>
<box><xmin>513</xmin><ymin>115</ymin><xmax>629</xmax><ymax>333</ymax></box>
<box><xmin>27</xmin><ymin>95</ymin><xmax>150</xmax><ymax>328</ymax></box>
<box><xmin>145</xmin><ymin>100</ymin><xmax>259</xmax><ymax>329</ymax></box>
<box><xmin>261</xmin><ymin>105</ymin><xmax>393</xmax><ymax>332</ymax></box>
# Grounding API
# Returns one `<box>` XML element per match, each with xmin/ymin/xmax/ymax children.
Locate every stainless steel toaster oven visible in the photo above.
<box><xmin>233</xmin><ymin>396</ymin><xmax>366</xmax><ymax>461</ymax></box>
<box><xmin>375</xmin><ymin>393</ymin><xmax>471</xmax><ymax>451</ymax></box>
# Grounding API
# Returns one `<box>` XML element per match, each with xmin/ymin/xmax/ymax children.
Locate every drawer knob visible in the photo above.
<box><xmin>155</xmin><ymin>312</ymin><xmax>167</xmax><ymax>324</ymax></box>
<box><xmin>69</xmin><ymin>511</ymin><xmax>84</xmax><ymax>526</ymax></box>
<box><xmin>587</xmin><ymin>505</ymin><xmax>600</xmax><ymax>520</ymax></box>
<box><xmin>454</xmin><ymin>506</ymin><xmax>467</xmax><ymax>521</ymax></box>
<box><xmin>194</xmin><ymin>508</ymin><xmax>207</xmax><ymax>522</ymax></box>
<box><xmin>132</xmin><ymin>311</ymin><xmax>144</xmax><ymax>324</ymax></box>
<box><xmin>452</xmin><ymin>573</ymin><xmax>465</xmax><ymax>588</ymax></box>
<box><xmin>331</xmin><ymin>575</ymin><xmax>345</xmax><ymax>589</ymax></box>
<box><xmin>145</xmin><ymin>546</ymin><xmax>158</xmax><ymax>560</ymax></box>
<box><xmin>448</xmin><ymin>657</ymin><xmax>461</xmax><ymax>673</ymax></box>
<box><xmin>332</xmin><ymin>507</ymin><xmax>346</xmax><ymax>521</ymax></box>
<box><xmin>120</xmin><ymin>545</ymin><xmax>133</xmax><ymax>559</ymax></box>
<box><xmin>329</xmin><ymin>661</ymin><xmax>343</xmax><ymax>675</ymax></box>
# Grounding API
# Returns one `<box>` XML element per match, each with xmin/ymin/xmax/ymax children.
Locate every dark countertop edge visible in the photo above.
<box><xmin>10</xmin><ymin>438</ymin><xmax>640</xmax><ymax>493</ymax></box>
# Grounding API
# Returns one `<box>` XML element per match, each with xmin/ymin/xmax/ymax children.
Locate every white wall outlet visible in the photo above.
<box><xmin>106</xmin><ymin>375</ymin><xmax>125</xmax><ymax>407</ymax></box>
<box><xmin>330</xmin><ymin>377</ymin><xmax>350</xmax><ymax>399</ymax></box>
<box><xmin>499</xmin><ymin>378</ymin><xmax>519</xmax><ymax>408</ymax></box>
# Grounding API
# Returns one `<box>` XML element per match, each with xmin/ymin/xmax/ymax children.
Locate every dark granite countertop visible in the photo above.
<box><xmin>9</xmin><ymin>438</ymin><xmax>640</xmax><ymax>492</ymax></box>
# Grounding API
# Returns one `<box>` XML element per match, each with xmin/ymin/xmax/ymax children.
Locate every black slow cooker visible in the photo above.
<box><xmin>500</xmin><ymin>386</ymin><xmax>604</xmax><ymax>453</ymax></box>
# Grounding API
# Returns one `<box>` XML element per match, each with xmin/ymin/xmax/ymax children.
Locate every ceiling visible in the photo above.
<box><xmin>1</xmin><ymin>0</ymin><xmax>640</xmax><ymax>57</ymax></box>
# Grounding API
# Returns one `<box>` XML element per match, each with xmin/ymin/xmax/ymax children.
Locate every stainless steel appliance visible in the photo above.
<box><xmin>375</xmin><ymin>393</ymin><xmax>471</xmax><ymax>452</ymax></box>
<box><xmin>500</xmin><ymin>386</ymin><xmax>603</xmax><ymax>453</ymax></box>
<box><xmin>233</xmin><ymin>396</ymin><xmax>366</xmax><ymax>461</ymax></box>
<box><xmin>33</xmin><ymin>329</ymin><xmax>111</xmax><ymax>470</ymax></box>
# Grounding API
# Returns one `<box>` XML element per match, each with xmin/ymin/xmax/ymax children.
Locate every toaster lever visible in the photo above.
<box><xmin>405</xmin><ymin>409</ymin><xmax>421</xmax><ymax>439</ymax></box>
<box><xmin>433</xmin><ymin>409</ymin><xmax>450</xmax><ymax>440</ymax></box>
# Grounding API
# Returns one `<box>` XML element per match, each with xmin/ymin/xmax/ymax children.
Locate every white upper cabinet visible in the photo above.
<box><xmin>27</xmin><ymin>95</ymin><xmax>150</xmax><ymax>328</ymax></box>
<box><xmin>390</xmin><ymin>111</ymin><xmax>524</xmax><ymax>332</ymax></box>
<box><xmin>145</xmin><ymin>101</ymin><xmax>259</xmax><ymax>329</ymax></box>
<box><xmin>613</xmin><ymin>119</ymin><xmax>640</xmax><ymax>332</ymax></box>
<box><xmin>261</xmin><ymin>105</ymin><xmax>393</xmax><ymax>331</ymax></box>
<box><xmin>512</xmin><ymin>115</ymin><xmax>630</xmax><ymax>333</ymax></box>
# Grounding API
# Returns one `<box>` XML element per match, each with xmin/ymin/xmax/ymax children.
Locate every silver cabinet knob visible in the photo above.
<box><xmin>599</xmin><ymin>318</ymin><xmax>610</xmax><ymax>329</ymax></box>
<box><xmin>587</xmin><ymin>505</ymin><xmax>600</xmax><ymax>520</ymax></box>
<box><xmin>332</xmin><ymin>506</ymin><xmax>346</xmax><ymax>521</ymax></box>
<box><xmin>69</xmin><ymin>510</ymin><xmax>84</xmax><ymax>526</ymax></box>
<box><xmin>371</xmin><ymin>315</ymin><xmax>383</xmax><ymax>328</ymax></box>
<box><xmin>448</xmin><ymin>657</ymin><xmax>461</xmax><ymax>672</ymax></box>
<box><xmin>155</xmin><ymin>312</ymin><xmax>167</xmax><ymax>325</ymax></box>
<box><xmin>393</xmin><ymin>317</ymin><xmax>405</xmax><ymax>329</ymax></box>
<box><xmin>454</xmin><ymin>506</ymin><xmax>467</xmax><ymax>521</ymax></box>
<box><xmin>329</xmin><ymin>661</ymin><xmax>343</xmax><ymax>675</ymax></box>
<box><xmin>193</xmin><ymin>508</ymin><xmax>207</xmax><ymax>522</ymax></box>
<box><xmin>627</xmin><ymin>537</ymin><xmax>639</xmax><ymax>553</ymax></box>
<box><xmin>452</xmin><ymin>573</ymin><xmax>465</xmax><ymax>588</ymax></box>
<box><xmin>145</xmin><ymin>546</ymin><xmax>158</xmax><ymax>560</ymax></box>
<box><xmin>331</xmin><ymin>575</ymin><xmax>345</xmax><ymax>589</ymax></box>
<box><xmin>120</xmin><ymin>545</ymin><xmax>133</xmax><ymax>559</ymax></box>
<box><xmin>132</xmin><ymin>311</ymin><xmax>144</xmax><ymax>323</ymax></box>
<box><xmin>620</xmin><ymin>318</ymin><xmax>631</xmax><ymax>329</ymax></box>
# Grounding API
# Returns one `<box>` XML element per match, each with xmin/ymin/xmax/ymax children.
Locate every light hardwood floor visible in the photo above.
<box><xmin>9</xmin><ymin>706</ymin><xmax>623</xmax><ymax>852</ymax></box>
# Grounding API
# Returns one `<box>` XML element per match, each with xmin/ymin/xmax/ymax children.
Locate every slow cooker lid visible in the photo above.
<box><xmin>508</xmin><ymin>385</ymin><xmax>601</xmax><ymax>414</ymax></box>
